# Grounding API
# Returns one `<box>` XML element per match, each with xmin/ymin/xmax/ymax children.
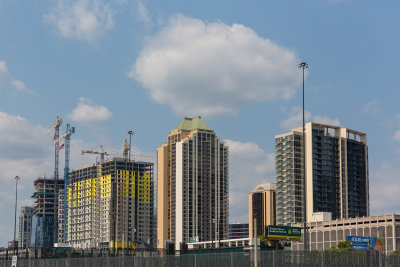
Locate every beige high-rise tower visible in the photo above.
<box><xmin>248</xmin><ymin>183</ymin><xmax>276</xmax><ymax>238</ymax></box>
<box><xmin>157</xmin><ymin>117</ymin><xmax>229</xmax><ymax>250</ymax></box>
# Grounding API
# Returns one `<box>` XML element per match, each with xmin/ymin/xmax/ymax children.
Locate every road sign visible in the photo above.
<box><xmin>267</xmin><ymin>225</ymin><xmax>302</xmax><ymax>241</ymax></box>
<box><xmin>347</xmin><ymin>236</ymin><xmax>383</xmax><ymax>251</ymax></box>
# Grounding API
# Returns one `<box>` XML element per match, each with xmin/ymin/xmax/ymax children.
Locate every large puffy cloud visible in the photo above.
<box><xmin>44</xmin><ymin>0</ymin><xmax>114</xmax><ymax>42</ymax></box>
<box><xmin>0</xmin><ymin>112</ymin><xmax>54</xmax><ymax>245</ymax></box>
<box><xmin>225</xmin><ymin>140</ymin><xmax>275</xmax><ymax>223</ymax></box>
<box><xmin>0</xmin><ymin>61</ymin><xmax>32</xmax><ymax>93</ymax></box>
<box><xmin>280</xmin><ymin>106</ymin><xmax>340</xmax><ymax>130</ymax></box>
<box><xmin>370</xmin><ymin>161</ymin><xmax>400</xmax><ymax>215</ymax></box>
<box><xmin>0</xmin><ymin>112</ymin><xmax>49</xmax><ymax>160</ymax></box>
<box><xmin>68</xmin><ymin>97</ymin><xmax>112</xmax><ymax>125</ymax></box>
<box><xmin>130</xmin><ymin>15</ymin><xmax>301</xmax><ymax>117</ymax></box>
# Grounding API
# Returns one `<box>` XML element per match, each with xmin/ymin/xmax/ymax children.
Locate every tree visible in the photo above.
<box><xmin>392</xmin><ymin>249</ymin><xmax>400</xmax><ymax>256</ymax></box>
<box><xmin>258</xmin><ymin>235</ymin><xmax>269</xmax><ymax>246</ymax></box>
<box><xmin>337</xmin><ymin>241</ymin><xmax>352</xmax><ymax>249</ymax></box>
<box><xmin>325</xmin><ymin>240</ymin><xmax>353</xmax><ymax>252</ymax></box>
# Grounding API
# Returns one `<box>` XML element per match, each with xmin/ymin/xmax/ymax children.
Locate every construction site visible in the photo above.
<box><xmin>67</xmin><ymin>158</ymin><xmax>154</xmax><ymax>249</ymax></box>
<box><xmin>29</xmin><ymin>117</ymin><xmax>155</xmax><ymax>250</ymax></box>
<box><xmin>32</xmin><ymin>177</ymin><xmax>64</xmax><ymax>248</ymax></box>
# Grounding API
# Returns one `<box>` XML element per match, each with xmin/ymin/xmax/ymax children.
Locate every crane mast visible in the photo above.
<box><xmin>62</xmin><ymin>124</ymin><xmax>74</xmax><ymax>242</ymax></box>
<box><xmin>48</xmin><ymin>116</ymin><xmax>63</xmax><ymax>246</ymax></box>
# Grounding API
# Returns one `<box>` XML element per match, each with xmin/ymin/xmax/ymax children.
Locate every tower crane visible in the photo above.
<box><xmin>48</xmin><ymin>116</ymin><xmax>63</xmax><ymax>244</ymax></box>
<box><xmin>81</xmin><ymin>141</ymin><xmax>152</xmax><ymax>163</ymax></box>
<box><xmin>53</xmin><ymin>127</ymin><xmax>73</xmax><ymax>144</ymax></box>
<box><xmin>53</xmin><ymin>124</ymin><xmax>75</xmax><ymax>242</ymax></box>
<box><xmin>48</xmin><ymin>116</ymin><xmax>63</xmax><ymax>180</ymax></box>
<box><xmin>80</xmin><ymin>145</ymin><xmax>117</xmax><ymax>163</ymax></box>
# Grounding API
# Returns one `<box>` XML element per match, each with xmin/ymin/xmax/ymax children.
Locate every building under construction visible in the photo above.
<box><xmin>32</xmin><ymin>177</ymin><xmax>64</xmax><ymax>248</ymax></box>
<box><xmin>67</xmin><ymin>158</ymin><xmax>154</xmax><ymax>249</ymax></box>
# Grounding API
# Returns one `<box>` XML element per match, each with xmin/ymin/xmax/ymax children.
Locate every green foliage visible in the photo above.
<box><xmin>324</xmin><ymin>240</ymin><xmax>353</xmax><ymax>252</ymax></box>
<box><xmin>392</xmin><ymin>249</ymin><xmax>400</xmax><ymax>256</ymax></box>
<box><xmin>337</xmin><ymin>240</ymin><xmax>352</xmax><ymax>249</ymax></box>
<box><xmin>257</xmin><ymin>235</ymin><xmax>269</xmax><ymax>246</ymax></box>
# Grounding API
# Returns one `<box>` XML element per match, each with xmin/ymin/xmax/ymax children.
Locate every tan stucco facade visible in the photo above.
<box><xmin>157</xmin><ymin>144</ymin><xmax>169</xmax><ymax>249</ymax></box>
<box><xmin>248</xmin><ymin>183</ymin><xmax>276</xmax><ymax>237</ymax></box>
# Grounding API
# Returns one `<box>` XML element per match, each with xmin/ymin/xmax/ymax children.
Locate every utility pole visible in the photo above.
<box><xmin>254</xmin><ymin>218</ymin><xmax>258</xmax><ymax>267</ymax></box>
<box><xmin>298</xmin><ymin>62</ymin><xmax>309</xmax><ymax>251</ymax></box>
<box><xmin>13</xmin><ymin>176</ymin><xmax>20</xmax><ymax>256</ymax></box>
<box><xmin>212</xmin><ymin>218</ymin><xmax>215</xmax><ymax>249</ymax></box>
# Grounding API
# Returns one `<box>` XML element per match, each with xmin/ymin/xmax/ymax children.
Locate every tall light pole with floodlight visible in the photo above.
<box><xmin>13</xmin><ymin>176</ymin><xmax>20</xmax><ymax>255</ymax></box>
<box><xmin>298</xmin><ymin>62</ymin><xmax>309</xmax><ymax>251</ymax></box>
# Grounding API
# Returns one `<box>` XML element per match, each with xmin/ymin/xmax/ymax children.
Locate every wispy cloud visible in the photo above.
<box><xmin>362</xmin><ymin>100</ymin><xmax>379</xmax><ymax>115</ymax></box>
<box><xmin>130</xmin><ymin>15</ymin><xmax>301</xmax><ymax>117</ymax></box>
<box><xmin>68</xmin><ymin>97</ymin><xmax>112</xmax><ymax>125</ymax></box>
<box><xmin>44</xmin><ymin>0</ymin><xmax>114</xmax><ymax>42</ymax></box>
<box><xmin>136</xmin><ymin>0</ymin><xmax>150</xmax><ymax>23</ymax></box>
<box><xmin>0</xmin><ymin>61</ymin><xmax>32</xmax><ymax>94</ymax></box>
<box><xmin>280</xmin><ymin>106</ymin><xmax>340</xmax><ymax>130</ymax></box>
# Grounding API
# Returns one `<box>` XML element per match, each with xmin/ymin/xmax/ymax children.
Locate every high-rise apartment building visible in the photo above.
<box><xmin>18</xmin><ymin>206</ymin><xmax>33</xmax><ymax>249</ymax></box>
<box><xmin>157</xmin><ymin>117</ymin><xmax>229</xmax><ymax>250</ymax></box>
<box><xmin>32</xmin><ymin>177</ymin><xmax>64</xmax><ymax>248</ymax></box>
<box><xmin>248</xmin><ymin>183</ymin><xmax>276</xmax><ymax>237</ymax></box>
<box><xmin>275</xmin><ymin>122</ymin><xmax>369</xmax><ymax>226</ymax></box>
<box><xmin>67</xmin><ymin>159</ymin><xmax>154</xmax><ymax>249</ymax></box>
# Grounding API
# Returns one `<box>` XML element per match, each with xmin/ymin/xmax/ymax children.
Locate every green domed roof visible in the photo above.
<box><xmin>175</xmin><ymin>116</ymin><xmax>212</xmax><ymax>132</ymax></box>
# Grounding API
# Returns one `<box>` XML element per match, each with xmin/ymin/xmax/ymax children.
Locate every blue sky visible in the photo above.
<box><xmin>0</xmin><ymin>0</ymin><xmax>399</xmax><ymax>246</ymax></box>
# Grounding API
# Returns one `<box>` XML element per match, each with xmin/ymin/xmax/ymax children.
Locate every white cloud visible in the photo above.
<box><xmin>0</xmin><ymin>112</ymin><xmax>55</xmax><ymax>245</ymax></box>
<box><xmin>130</xmin><ymin>15</ymin><xmax>301</xmax><ymax>117</ymax></box>
<box><xmin>370</xmin><ymin>161</ymin><xmax>400</xmax><ymax>215</ymax></box>
<box><xmin>44</xmin><ymin>0</ymin><xmax>114</xmax><ymax>42</ymax></box>
<box><xmin>362</xmin><ymin>100</ymin><xmax>379</xmax><ymax>115</ymax></box>
<box><xmin>68</xmin><ymin>97</ymin><xmax>112</xmax><ymax>124</ymax></box>
<box><xmin>224</xmin><ymin>140</ymin><xmax>275</xmax><ymax>223</ymax></box>
<box><xmin>393</xmin><ymin>130</ymin><xmax>400</xmax><ymax>142</ymax></box>
<box><xmin>390</xmin><ymin>114</ymin><xmax>400</xmax><ymax>144</ymax></box>
<box><xmin>0</xmin><ymin>111</ymin><xmax>50</xmax><ymax>160</ymax></box>
<box><xmin>136</xmin><ymin>0</ymin><xmax>150</xmax><ymax>23</ymax></box>
<box><xmin>280</xmin><ymin>106</ymin><xmax>340</xmax><ymax>130</ymax></box>
<box><xmin>312</xmin><ymin>115</ymin><xmax>341</xmax><ymax>126</ymax></box>
<box><xmin>0</xmin><ymin>61</ymin><xmax>32</xmax><ymax>93</ymax></box>
<box><xmin>280</xmin><ymin>106</ymin><xmax>311</xmax><ymax>130</ymax></box>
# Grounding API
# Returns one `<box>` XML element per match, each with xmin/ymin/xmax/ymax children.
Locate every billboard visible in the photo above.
<box><xmin>267</xmin><ymin>225</ymin><xmax>302</xmax><ymax>241</ymax></box>
<box><xmin>346</xmin><ymin>236</ymin><xmax>383</xmax><ymax>252</ymax></box>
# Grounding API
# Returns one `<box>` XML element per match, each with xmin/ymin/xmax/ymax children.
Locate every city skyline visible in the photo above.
<box><xmin>0</xmin><ymin>0</ymin><xmax>400</xmax><ymax>247</ymax></box>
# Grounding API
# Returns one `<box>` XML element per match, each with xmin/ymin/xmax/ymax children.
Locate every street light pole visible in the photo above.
<box><xmin>298</xmin><ymin>62</ymin><xmax>309</xmax><ymax>251</ymax></box>
<box><xmin>13</xmin><ymin>176</ymin><xmax>20</xmax><ymax>256</ymax></box>
<box><xmin>212</xmin><ymin>218</ymin><xmax>215</xmax><ymax>249</ymax></box>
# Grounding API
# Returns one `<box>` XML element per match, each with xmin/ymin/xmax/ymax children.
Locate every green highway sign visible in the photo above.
<box><xmin>267</xmin><ymin>225</ymin><xmax>302</xmax><ymax>241</ymax></box>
